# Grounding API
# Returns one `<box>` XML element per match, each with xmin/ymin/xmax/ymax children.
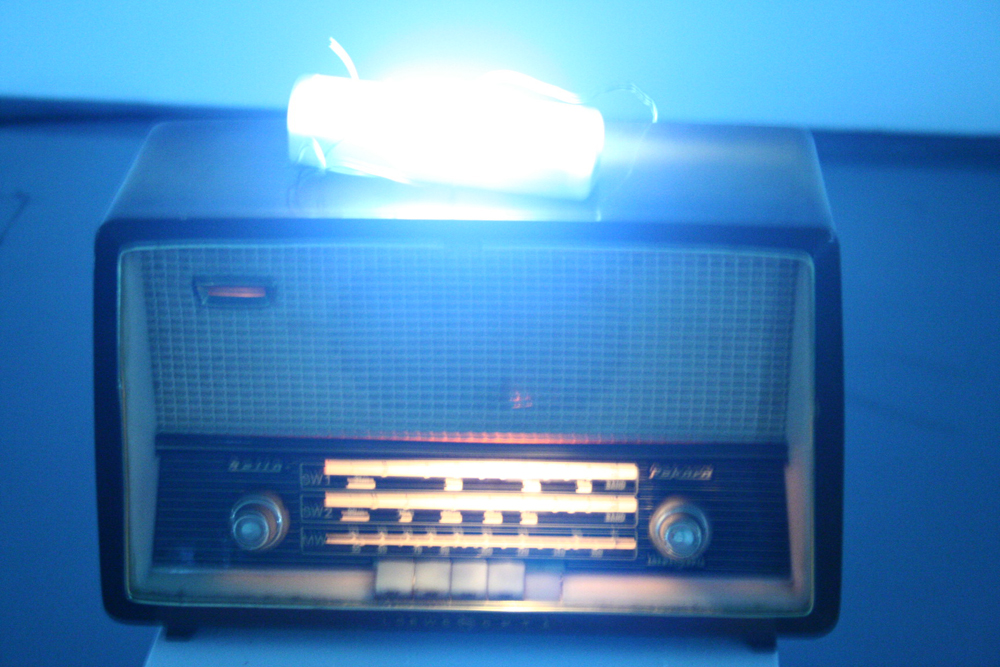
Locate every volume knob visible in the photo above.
<box><xmin>649</xmin><ymin>499</ymin><xmax>710</xmax><ymax>562</ymax></box>
<box><xmin>230</xmin><ymin>492</ymin><xmax>289</xmax><ymax>552</ymax></box>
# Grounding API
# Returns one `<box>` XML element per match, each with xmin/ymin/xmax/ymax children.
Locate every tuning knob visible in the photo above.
<box><xmin>648</xmin><ymin>498</ymin><xmax>711</xmax><ymax>562</ymax></box>
<box><xmin>230</xmin><ymin>492</ymin><xmax>289</xmax><ymax>552</ymax></box>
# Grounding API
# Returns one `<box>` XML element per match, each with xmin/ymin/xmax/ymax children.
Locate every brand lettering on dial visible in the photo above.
<box><xmin>228</xmin><ymin>457</ymin><xmax>282</xmax><ymax>473</ymax></box>
<box><xmin>647</xmin><ymin>553</ymin><xmax>706</xmax><ymax>568</ymax></box>
<box><xmin>648</xmin><ymin>464</ymin><xmax>714</xmax><ymax>481</ymax></box>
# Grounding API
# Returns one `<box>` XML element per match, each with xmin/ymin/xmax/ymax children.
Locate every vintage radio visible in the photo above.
<box><xmin>94</xmin><ymin>119</ymin><xmax>842</xmax><ymax>636</ymax></box>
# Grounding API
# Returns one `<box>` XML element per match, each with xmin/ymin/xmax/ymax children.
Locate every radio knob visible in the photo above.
<box><xmin>648</xmin><ymin>499</ymin><xmax>710</xmax><ymax>562</ymax></box>
<box><xmin>230</xmin><ymin>492</ymin><xmax>289</xmax><ymax>552</ymax></box>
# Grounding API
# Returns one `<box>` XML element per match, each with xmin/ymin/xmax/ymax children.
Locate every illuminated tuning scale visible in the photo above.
<box><xmin>321</xmin><ymin>459</ymin><xmax>638</xmax><ymax>482</ymax></box>
<box><xmin>324</xmin><ymin>532</ymin><xmax>638</xmax><ymax>552</ymax></box>
<box><xmin>305</xmin><ymin>459</ymin><xmax>641</xmax><ymax>559</ymax></box>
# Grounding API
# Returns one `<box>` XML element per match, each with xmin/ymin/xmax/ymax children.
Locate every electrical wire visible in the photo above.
<box><xmin>328</xmin><ymin>37</ymin><xmax>359</xmax><ymax>80</ymax></box>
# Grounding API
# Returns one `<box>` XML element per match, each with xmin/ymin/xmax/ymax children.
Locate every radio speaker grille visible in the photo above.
<box><xmin>135</xmin><ymin>244</ymin><xmax>801</xmax><ymax>443</ymax></box>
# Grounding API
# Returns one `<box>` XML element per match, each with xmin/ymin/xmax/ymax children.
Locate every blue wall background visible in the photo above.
<box><xmin>2</xmin><ymin>1</ymin><xmax>999</xmax><ymax>134</ymax></box>
<box><xmin>2</xmin><ymin>2</ymin><xmax>999</xmax><ymax>665</ymax></box>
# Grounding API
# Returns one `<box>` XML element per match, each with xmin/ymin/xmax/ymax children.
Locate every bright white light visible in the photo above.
<box><xmin>323</xmin><ymin>459</ymin><xmax>638</xmax><ymax>481</ymax></box>
<box><xmin>324</xmin><ymin>533</ymin><xmax>638</xmax><ymax>551</ymax></box>
<box><xmin>288</xmin><ymin>74</ymin><xmax>604</xmax><ymax>200</ymax></box>
<box><xmin>324</xmin><ymin>491</ymin><xmax>637</xmax><ymax>514</ymax></box>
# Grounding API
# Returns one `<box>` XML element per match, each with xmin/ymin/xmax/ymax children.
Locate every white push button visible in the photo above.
<box><xmin>487</xmin><ymin>559</ymin><xmax>525</xmax><ymax>599</ymax></box>
<box><xmin>414</xmin><ymin>560</ymin><xmax>452</xmax><ymax>597</ymax></box>
<box><xmin>374</xmin><ymin>559</ymin><xmax>414</xmax><ymax>597</ymax></box>
<box><xmin>450</xmin><ymin>560</ymin><xmax>488</xmax><ymax>598</ymax></box>
<box><xmin>524</xmin><ymin>565</ymin><xmax>563</xmax><ymax>601</ymax></box>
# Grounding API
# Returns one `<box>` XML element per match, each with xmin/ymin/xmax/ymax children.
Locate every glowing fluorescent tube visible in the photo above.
<box><xmin>288</xmin><ymin>74</ymin><xmax>605</xmax><ymax>199</ymax></box>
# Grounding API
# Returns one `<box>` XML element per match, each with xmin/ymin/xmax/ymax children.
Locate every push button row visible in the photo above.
<box><xmin>375</xmin><ymin>559</ymin><xmax>525</xmax><ymax>599</ymax></box>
